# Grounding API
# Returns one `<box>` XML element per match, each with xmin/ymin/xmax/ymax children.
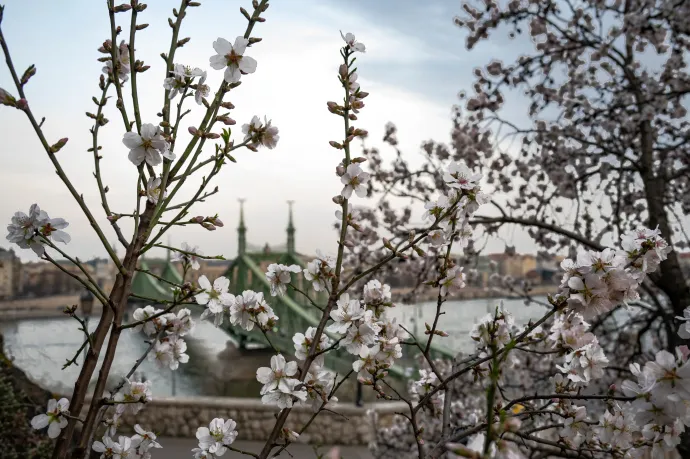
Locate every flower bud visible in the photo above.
<box><xmin>221</xmin><ymin>101</ymin><xmax>235</xmax><ymax>109</ymax></box>
<box><xmin>343</xmin><ymin>239</ymin><xmax>355</xmax><ymax>249</ymax></box>
<box><xmin>208</xmin><ymin>216</ymin><xmax>224</xmax><ymax>227</ymax></box>
<box><xmin>216</xmin><ymin>115</ymin><xmax>236</xmax><ymax>125</ymax></box>
<box><xmin>332</xmin><ymin>195</ymin><xmax>345</xmax><ymax>205</ymax></box>
<box><xmin>329</xmin><ymin>141</ymin><xmax>343</xmax><ymax>150</ymax></box>
<box><xmin>192</xmin><ymin>216</ymin><xmax>205</xmax><ymax>223</ymax></box>
<box><xmin>188</xmin><ymin>126</ymin><xmax>199</xmax><ymax>136</ymax></box>
<box><xmin>20</xmin><ymin>65</ymin><xmax>36</xmax><ymax>86</ymax></box>
<box><xmin>205</xmin><ymin>132</ymin><xmax>221</xmax><ymax>139</ymax></box>
<box><xmin>0</xmin><ymin>87</ymin><xmax>16</xmax><ymax>107</ymax></box>
<box><xmin>338</xmin><ymin>64</ymin><xmax>349</xmax><ymax>79</ymax></box>
<box><xmin>49</xmin><ymin>138</ymin><xmax>69</xmax><ymax>153</ymax></box>
<box><xmin>201</xmin><ymin>222</ymin><xmax>216</xmax><ymax>231</ymax></box>
<box><xmin>335</xmin><ymin>164</ymin><xmax>346</xmax><ymax>176</ymax></box>
<box><xmin>350</xmin><ymin>157</ymin><xmax>367</xmax><ymax>163</ymax></box>
<box><xmin>16</xmin><ymin>98</ymin><xmax>29</xmax><ymax>111</ymax></box>
<box><xmin>348</xmin><ymin>114</ymin><xmax>357</xmax><ymax>120</ymax></box>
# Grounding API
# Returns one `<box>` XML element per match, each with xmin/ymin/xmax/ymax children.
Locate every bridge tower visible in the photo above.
<box><xmin>286</xmin><ymin>200</ymin><xmax>295</xmax><ymax>255</ymax></box>
<box><xmin>237</xmin><ymin>199</ymin><xmax>247</xmax><ymax>256</ymax></box>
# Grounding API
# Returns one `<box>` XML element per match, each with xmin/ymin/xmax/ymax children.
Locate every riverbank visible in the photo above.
<box><xmin>0</xmin><ymin>294</ymin><xmax>104</xmax><ymax>320</ymax></box>
<box><xmin>391</xmin><ymin>285</ymin><xmax>558</xmax><ymax>302</ymax></box>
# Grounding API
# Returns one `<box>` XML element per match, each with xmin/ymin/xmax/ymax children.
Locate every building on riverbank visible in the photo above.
<box><xmin>0</xmin><ymin>247</ymin><xmax>22</xmax><ymax>299</ymax></box>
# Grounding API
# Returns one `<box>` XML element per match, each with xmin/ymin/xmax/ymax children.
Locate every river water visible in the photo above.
<box><xmin>0</xmin><ymin>297</ymin><xmax>547</xmax><ymax>398</ymax></box>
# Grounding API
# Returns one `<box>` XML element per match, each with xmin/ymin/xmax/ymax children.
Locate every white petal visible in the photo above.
<box><xmin>122</xmin><ymin>132</ymin><xmax>142</xmax><ymax>149</ymax></box>
<box><xmin>31</xmin><ymin>414</ymin><xmax>50</xmax><ymax>429</ymax></box>
<box><xmin>209</xmin><ymin>54</ymin><xmax>227</xmax><ymax>70</ymax></box>
<box><xmin>232</xmin><ymin>36</ymin><xmax>249</xmax><ymax>55</ymax></box>
<box><xmin>224</xmin><ymin>66</ymin><xmax>241</xmax><ymax>83</ymax></box>
<box><xmin>128</xmin><ymin>147</ymin><xmax>146</xmax><ymax>166</ymax></box>
<box><xmin>140</xmin><ymin>123</ymin><xmax>157</xmax><ymax>139</ymax></box>
<box><xmin>212</xmin><ymin>38</ymin><xmax>233</xmax><ymax>56</ymax></box>
<box><xmin>198</xmin><ymin>275</ymin><xmax>212</xmax><ymax>290</ymax></box>
<box><xmin>145</xmin><ymin>150</ymin><xmax>163</xmax><ymax>167</ymax></box>
<box><xmin>47</xmin><ymin>421</ymin><xmax>62</xmax><ymax>439</ymax></box>
<box><xmin>238</xmin><ymin>55</ymin><xmax>257</xmax><ymax>74</ymax></box>
<box><xmin>213</xmin><ymin>276</ymin><xmax>230</xmax><ymax>292</ymax></box>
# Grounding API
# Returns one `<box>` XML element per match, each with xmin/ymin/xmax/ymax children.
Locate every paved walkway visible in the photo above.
<box><xmin>152</xmin><ymin>438</ymin><xmax>374</xmax><ymax>459</ymax></box>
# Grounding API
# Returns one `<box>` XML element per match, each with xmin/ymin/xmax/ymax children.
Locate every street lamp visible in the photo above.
<box><xmin>79</xmin><ymin>290</ymin><xmax>94</xmax><ymax>363</ymax></box>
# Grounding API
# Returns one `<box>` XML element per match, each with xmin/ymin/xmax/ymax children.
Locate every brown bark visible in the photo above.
<box><xmin>51</xmin><ymin>204</ymin><xmax>156</xmax><ymax>459</ymax></box>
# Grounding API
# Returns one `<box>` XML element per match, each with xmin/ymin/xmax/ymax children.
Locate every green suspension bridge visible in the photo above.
<box><xmin>130</xmin><ymin>201</ymin><xmax>455</xmax><ymax>380</ymax></box>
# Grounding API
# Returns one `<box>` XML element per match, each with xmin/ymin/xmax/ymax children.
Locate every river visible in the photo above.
<box><xmin>0</xmin><ymin>296</ymin><xmax>547</xmax><ymax>398</ymax></box>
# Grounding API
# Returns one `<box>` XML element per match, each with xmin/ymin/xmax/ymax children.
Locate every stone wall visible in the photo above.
<box><xmin>79</xmin><ymin>396</ymin><xmax>406</xmax><ymax>446</ymax></box>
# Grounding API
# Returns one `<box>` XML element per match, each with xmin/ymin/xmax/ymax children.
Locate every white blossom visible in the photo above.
<box><xmin>195</xmin><ymin>275</ymin><xmax>234</xmax><ymax>314</ymax></box>
<box><xmin>196</xmin><ymin>418</ymin><xmax>238</xmax><ymax>456</ymax></box>
<box><xmin>123</xmin><ymin>123</ymin><xmax>173</xmax><ymax>167</ymax></box>
<box><xmin>265</xmin><ymin>264</ymin><xmax>300</xmax><ymax>296</ymax></box>
<box><xmin>209</xmin><ymin>36</ymin><xmax>257</xmax><ymax>84</ymax></box>
<box><xmin>30</xmin><ymin>398</ymin><xmax>69</xmax><ymax>439</ymax></box>
<box><xmin>340</xmin><ymin>163</ymin><xmax>370</xmax><ymax>199</ymax></box>
<box><xmin>327</xmin><ymin>293</ymin><xmax>364</xmax><ymax>334</ymax></box>
<box><xmin>256</xmin><ymin>354</ymin><xmax>298</xmax><ymax>394</ymax></box>
<box><xmin>242</xmin><ymin>115</ymin><xmax>279</xmax><ymax>149</ymax></box>
<box><xmin>146</xmin><ymin>176</ymin><xmax>166</xmax><ymax>204</ymax></box>
<box><xmin>171</xmin><ymin>242</ymin><xmax>202</xmax><ymax>270</ymax></box>
<box><xmin>340</xmin><ymin>31</ymin><xmax>366</xmax><ymax>53</ymax></box>
<box><xmin>439</xmin><ymin>266</ymin><xmax>466</xmax><ymax>296</ymax></box>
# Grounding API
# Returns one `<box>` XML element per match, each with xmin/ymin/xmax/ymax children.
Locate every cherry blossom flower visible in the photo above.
<box><xmin>196</xmin><ymin>418</ymin><xmax>238</xmax><ymax>456</ymax></box>
<box><xmin>132</xmin><ymin>305</ymin><xmax>167</xmax><ymax>336</ymax></box>
<box><xmin>92</xmin><ymin>435</ymin><xmax>119</xmax><ymax>458</ymax></box>
<box><xmin>30</xmin><ymin>398</ymin><xmax>69</xmax><ymax>439</ymax></box>
<box><xmin>265</xmin><ymin>264</ymin><xmax>300</xmax><ymax>296</ymax></box>
<box><xmin>327</xmin><ymin>293</ymin><xmax>364</xmax><ymax>334</ymax></box>
<box><xmin>256</xmin><ymin>354</ymin><xmax>298</xmax><ymax>394</ymax></box>
<box><xmin>6</xmin><ymin>204</ymin><xmax>70</xmax><ymax>256</ymax></box>
<box><xmin>340</xmin><ymin>31</ymin><xmax>366</xmax><ymax>53</ymax></box>
<box><xmin>209</xmin><ymin>36</ymin><xmax>257</xmax><ymax>83</ymax></box>
<box><xmin>195</xmin><ymin>275</ymin><xmax>234</xmax><ymax>314</ymax></box>
<box><xmin>114</xmin><ymin>378</ymin><xmax>152</xmax><ymax>414</ymax></box>
<box><xmin>363</xmin><ymin>279</ymin><xmax>392</xmax><ymax>307</ymax></box>
<box><xmin>123</xmin><ymin>123</ymin><xmax>173</xmax><ymax>167</ymax></box>
<box><xmin>168</xmin><ymin>308</ymin><xmax>195</xmax><ymax>337</ymax></box>
<box><xmin>304</xmin><ymin>257</ymin><xmax>333</xmax><ymax>292</ymax></box>
<box><xmin>131</xmin><ymin>424</ymin><xmax>162</xmax><ymax>453</ymax></box>
<box><xmin>341</xmin><ymin>322</ymin><xmax>377</xmax><ymax>355</ymax></box>
<box><xmin>166</xmin><ymin>335</ymin><xmax>190</xmax><ymax>370</ymax></box>
<box><xmin>340</xmin><ymin>163</ymin><xmax>370</xmax><ymax>199</ymax></box>
<box><xmin>677</xmin><ymin>307</ymin><xmax>690</xmax><ymax>339</ymax></box>
<box><xmin>443</xmin><ymin>161</ymin><xmax>482</xmax><ymax>190</ymax></box>
<box><xmin>195</xmin><ymin>70</ymin><xmax>210</xmax><ymax>105</ymax></box>
<box><xmin>146</xmin><ymin>176</ymin><xmax>166</xmax><ymax>204</ymax></box>
<box><xmin>353</xmin><ymin>344</ymin><xmax>380</xmax><ymax>381</ymax></box>
<box><xmin>171</xmin><ymin>242</ymin><xmax>202</xmax><ymax>270</ymax></box>
<box><xmin>102</xmin><ymin>40</ymin><xmax>130</xmax><ymax>82</ymax></box>
<box><xmin>439</xmin><ymin>266</ymin><xmax>466</xmax><ymax>296</ymax></box>
<box><xmin>293</xmin><ymin>326</ymin><xmax>331</xmax><ymax>365</ymax></box>
<box><xmin>261</xmin><ymin>378</ymin><xmax>308</xmax><ymax>409</ymax></box>
<box><xmin>229</xmin><ymin>290</ymin><xmax>257</xmax><ymax>330</ymax></box>
<box><xmin>242</xmin><ymin>115</ymin><xmax>279</xmax><ymax>149</ymax></box>
<box><xmin>164</xmin><ymin>64</ymin><xmax>203</xmax><ymax>99</ymax></box>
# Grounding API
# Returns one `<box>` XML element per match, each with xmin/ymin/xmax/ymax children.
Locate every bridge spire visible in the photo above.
<box><xmin>286</xmin><ymin>200</ymin><xmax>295</xmax><ymax>255</ymax></box>
<box><xmin>238</xmin><ymin>199</ymin><xmax>247</xmax><ymax>256</ymax></box>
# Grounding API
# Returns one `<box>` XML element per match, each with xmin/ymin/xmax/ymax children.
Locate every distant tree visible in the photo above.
<box><xmin>366</xmin><ymin>0</ymin><xmax>690</xmax><ymax>350</ymax></box>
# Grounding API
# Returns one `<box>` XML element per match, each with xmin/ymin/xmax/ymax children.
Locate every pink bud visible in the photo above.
<box><xmin>188</xmin><ymin>126</ymin><xmax>198</xmax><ymax>135</ymax></box>
<box><xmin>16</xmin><ymin>98</ymin><xmax>29</xmax><ymax>110</ymax></box>
<box><xmin>192</xmin><ymin>216</ymin><xmax>204</xmax><ymax>223</ymax></box>
<box><xmin>201</xmin><ymin>222</ymin><xmax>216</xmax><ymax>231</ymax></box>
<box><xmin>335</xmin><ymin>164</ymin><xmax>346</xmax><ymax>176</ymax></box>
<box><xmin>205</xmin><ymin>132</ymin><xmax>221</xmax><ymax>139</ymax></box>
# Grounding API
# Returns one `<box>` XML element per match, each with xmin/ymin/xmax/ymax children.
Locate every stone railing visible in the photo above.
<box><xmin>79</xmin><ymin>396</ymin><xmax>406</xmax><ymax>446</ymax></box>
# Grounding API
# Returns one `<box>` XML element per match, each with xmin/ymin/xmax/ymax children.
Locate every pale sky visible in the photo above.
<box><xmin>0</xmin><ymin>0</ymin><xmax>534</xmax><ymax>262</ymax></box>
